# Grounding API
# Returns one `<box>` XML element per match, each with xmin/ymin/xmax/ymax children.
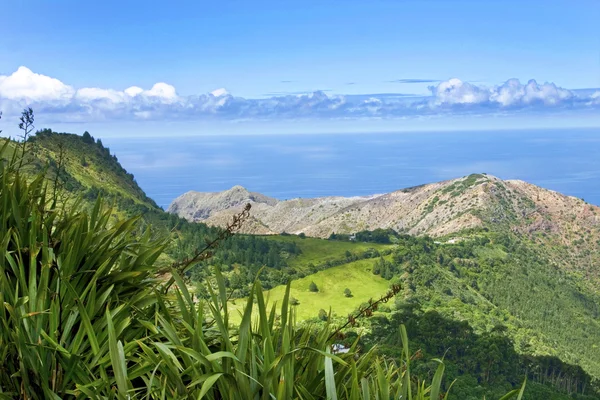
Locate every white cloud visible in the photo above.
<box><xmin>588</xmin><ymin>91</ymin><xmax>600</xmax><ymax>105</ymax></box>
<box><xmin>0</xmin><ymin>66</ymin><xmax>598</xmax><ymax>123</ymax></box>
<box><xmin>490</xmin><ymin>79</ymin><xmax>572</xmax><ymax>106</ymax></box>
<box><xmin>210</xmin><ymin>88</ymin><xmax>229</xmax><ymax>97</ymax></box>
<box><xmin>124</xmin><ymin>86</ymin><xmax>144</xmax><ymax>97</ymax></box>
<box><xmin>76</xmin><ymin>87</ymin><xmax>127</xmax><ymax>102</ymax></box>
<box><xmin>431</xmin><ymin>78</ymin><xmax>489</xmax><ymax>105</ymax></box>
<box><xmin>0</xmin><ymin>67</ymin><xmax>178</xmax><ymax>109</ymax></box>
<box><xmin>144</xmin><ymin>83</ymin><xmax>177</xmax><ymax>101</ymax></box>
<box><xmin>430</xmin><ymin>78</ymin><xmax>575</xmax><ymax>108</ymax></box>
<box><xmin>0</xmin><ymin>66</ymin><xmax>74</xmax><ymax>101</ymax></box>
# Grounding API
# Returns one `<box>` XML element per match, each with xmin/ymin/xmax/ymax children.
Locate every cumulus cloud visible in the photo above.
<box><xmin>76</xmin><ymin>88</ymin><xmax>127</xmax><ymax>102</ymax></box>
<box><xmin>144</xmin><ymin>83</ymin><xmax>178</xmax><ymax>101</ymax></box>
<box><xmin>429</xmin><ymin>78</ymin><xmax>576</xmax><ymax>108</ymax></box>
<box><xmin>590</xmin><ymin>91</ymin><xmax>600</xmax><ymax>105</ymax></box>
<box><xmin>431</xmin><ymin>78</ymin><xmax>489</xmax><ymax>105</ymax></box>
<box><xmin>75</xmin><ymin>82</ymin><xmax>177</xmax><ymax>103</ymax></box>
<box><xmin>124</xmin><ymin>86</ymin><xmax>144</xmax><ymax>97</ymax></box>
<box><xmin>210</xmin><ymin>88</ymin><xmax>229</xmax><ymax>97</ymax></box>
<box><xmin>0</xmin><ymin>66</ymin><xmax>74</xmax><ymax>101</ymax></box>
<box><xmin>0</xmin><ymin>66</ymin><xmax>598</xmax><ymax>123</ymax></box>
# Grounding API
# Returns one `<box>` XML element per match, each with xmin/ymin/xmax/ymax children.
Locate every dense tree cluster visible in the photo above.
<box><xmin>365</xmin><ymin>305</ymin><xmax>596</xmax><ymax>399</ymax></box>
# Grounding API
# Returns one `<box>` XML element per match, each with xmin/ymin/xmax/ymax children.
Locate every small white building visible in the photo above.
<box><xmin>332</xmin><ymin>344</ymin><xmax>350</xmax><ymax>354</ymax></box>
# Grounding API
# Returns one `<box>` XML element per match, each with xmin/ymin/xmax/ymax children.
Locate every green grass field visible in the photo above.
<box><xmin>262</xmin><ymin>235</ymin><xmax>392</xmax><ymax>269</ymax></box>
<box><xmin>229</xmin><ymin>257</ymin><xmax>392</xmax><ymax>321</ymax></box>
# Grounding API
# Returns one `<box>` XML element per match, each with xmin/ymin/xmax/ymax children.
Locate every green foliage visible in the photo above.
<box><xmin>442</xmin><ymin>173</ymin><xmax>487</xmax><ymax>197</ymax></box>
<box><xmin>0</xmin><ymin>143</ymin><xmax>166</xmax><ymax>397</ymax></box>
<box><xmin>330</xmin><ymin>228</ymin><xmax>397</xmax><ymax>244</ymax></box>
<box><xmin>272</xmin><ymin>234</ymin><xmax>390</xmax><ymax>268</ymax></box>
<box><xmin>309</xmin><ymin>281</ymin><xmax>319</xmax><ymax>292</ymax></box>
<box><xmin>367</xmin><ymin>305</ymin><xmax>595</xmax><ymax>399</ymax></box>
<box><xmin>82</xmin><ymin>130</ymin><xmax>94</xmax><ymax>144</ymax></box>
<box><xmin>319</xmin><ymin>308</ymin><xmax>329</xmax><ymax>321</ymax></box>
<box><xmin>344</xmin><ymin>288</ymin><xmax>353</xmax><ymax>297</ymax></box>
<box><xmin>187</xmin><ymin>233</ymin><xmax>302</xmax><ymax>291</ymax></box>
<box><xmin>135</xmin><ymin>275</ymin><xmax>459</xmax><ymax>400</ymax></box>
<box><xmin>22</xmin><ymin>128</ymin><xmax>159</xmax><ymax>213</ymax></box>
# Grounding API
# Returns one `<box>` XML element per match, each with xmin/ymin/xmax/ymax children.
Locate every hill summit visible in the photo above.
<box><xmin>168</xmin><ymin>173</ymin><xmax>598</xmax><ymax>238</ymax></box>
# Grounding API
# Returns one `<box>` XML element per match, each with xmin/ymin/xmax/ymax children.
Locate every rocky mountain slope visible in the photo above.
<box><xmin>169</xmin><ymin>173</ymin><xmax>600</xmax><ymax>287</ymax></box>
<box><xmin>169</xmin><ymin>173</ymin><xmax>598</xmax><ymax>238</ymax></box>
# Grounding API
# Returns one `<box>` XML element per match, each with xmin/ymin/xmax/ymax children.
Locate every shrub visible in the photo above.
<box><xmin>309</xmin><ymin>281</ymin><xmax>319</xmax><ymax>292</ymax></box>
<box><xmin>318</xmin><ymin>309</ymin><xmax>328</xmax><ymax>321</ymax></box>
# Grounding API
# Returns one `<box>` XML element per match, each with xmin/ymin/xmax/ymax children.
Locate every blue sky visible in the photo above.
<box><xmin>0</xmin><ymin>0</ymin><xmax>599</xmax><ymax>135</ymax></box>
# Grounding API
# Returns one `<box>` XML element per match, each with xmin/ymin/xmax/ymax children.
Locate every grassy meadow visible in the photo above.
<box><xmin>230</xmin><ymin>256</ymin><xmax>392</xmax><ymax>321</ymax></box>
<box><xmin>263</xmin><ymin>234</ymin><xmax>392</xmax><ymax>268</ymax></box>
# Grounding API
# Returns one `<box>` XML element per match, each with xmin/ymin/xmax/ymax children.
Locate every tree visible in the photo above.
<box><xmin>318</xmin><ymin>309</ymin><xmax>328</xmax><ymax>321</ymax></box>
<box><xmin>290</xmin><ymin>297</ymin><xmax>300</xmax><ymax>306</ymax></box>
<box><xmin>229</xmin><ymin>273</ymin><xmax>243</xmax><ymax>289</ymax></box>
<box><xmin>344</xmin><ymin>288</ymin><xmax>352</xmax><ymax>298</ymax></box>
<box><xmin>372</xmin><ymin>260</ymin><xmax>381</xmax><ymax>275</ymax></box>
<box><xmin>382</xmin><ymin>264</ymin><xmax>392</xmax><ymax>280</ymax></box>
<box><xmin>80</xmin><ymin>156</ymin><xmax>89</xmax><ymax>167</ymax></box>
<box><xmin>298</xmin><ymin>232</ymin><xmax>306</xmax><ymax>239</ymax></box>
<box><xmin>309</xmin><ymin>281</ymin><xmax>319</xmax><ymax>292</ymax></box>
<box><xmin>82</xmin><ymin>131</ymin><xmax>94</xmax><ymax>144</ymax></box>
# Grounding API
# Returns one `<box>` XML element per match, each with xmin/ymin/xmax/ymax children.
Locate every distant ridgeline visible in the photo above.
<box><xmin>5</xmin><ymin>127</ymin><xmax>600</xmax><ymax>398</ymax></box>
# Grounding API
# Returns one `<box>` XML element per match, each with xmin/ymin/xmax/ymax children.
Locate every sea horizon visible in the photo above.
<box><xmin>103</xmin><ymin>127</ymin><xmax>600</xmax><ymax>209</ymax></box>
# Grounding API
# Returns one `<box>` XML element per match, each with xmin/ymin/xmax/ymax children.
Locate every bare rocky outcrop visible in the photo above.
<box><xmin>168</xmin><ymin>174</ymin><xmax>600</xmax><ymax>242</ymax></box>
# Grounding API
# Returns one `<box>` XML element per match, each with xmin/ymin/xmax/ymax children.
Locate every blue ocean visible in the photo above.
<box><xmin>104</xmin><ymin>128</ymin><xmax>600</xmax><ymax>209</ymax></box>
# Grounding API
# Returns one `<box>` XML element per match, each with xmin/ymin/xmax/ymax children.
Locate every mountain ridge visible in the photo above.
<box><xmin>168</xmin><ymin>173</ymin><xmax>599</xmax><ymax>237</ymax></box>
<box><xmin>169</xmin><ymin>173</ymin><xmax>600</xmax><ymax>290</ymax></box>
